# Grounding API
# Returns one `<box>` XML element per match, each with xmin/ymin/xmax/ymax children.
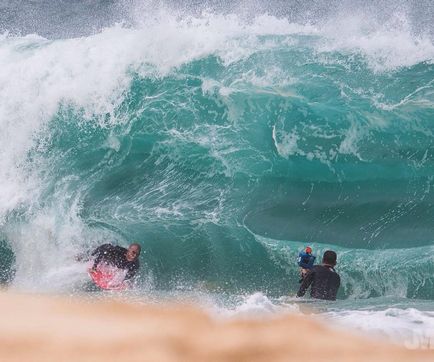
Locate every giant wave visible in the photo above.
<box><xmin>0</xmin><ymin>2</ymin><xmax>433</xmax><ymax>304</ymax></box>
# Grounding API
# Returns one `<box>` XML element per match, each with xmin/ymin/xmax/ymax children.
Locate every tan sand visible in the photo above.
<box><xmin>0</xmin><ymin>292</ymin><xmax>432</xmax><ymax>362</ymax></box>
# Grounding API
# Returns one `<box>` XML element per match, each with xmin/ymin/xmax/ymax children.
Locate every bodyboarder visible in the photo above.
<box><xmin>89</xmin><ymin>243</ymin><xmax>141</xmax><ymax>281</ymax></box>
<box><xmin>297</xmin><ymin>246</ymin><xmax>316</xmax><ymax>282</ymax></box>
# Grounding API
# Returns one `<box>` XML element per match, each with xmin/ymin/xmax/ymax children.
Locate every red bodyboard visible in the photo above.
<box><xmin>88</xmin><ymin>269</ymin><xmax>127</xmax><ymax>290</ymax></box>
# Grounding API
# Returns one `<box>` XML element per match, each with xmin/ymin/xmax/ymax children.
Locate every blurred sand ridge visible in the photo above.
<box><xmin>0</xmin><ymin>292</ymin><xmax>432</xmax><ymax>362</ymax></box>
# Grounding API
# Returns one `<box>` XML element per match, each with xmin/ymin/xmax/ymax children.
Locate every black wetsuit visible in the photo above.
<box><xmin>91</xmin><ymin>244</ymin><xmax>139</xmax><ymax>280</ymax></box>
<box><xmin>296</xmin><ymin>264</ymin><xmax>340</xmax><ymax>301</ymax></box>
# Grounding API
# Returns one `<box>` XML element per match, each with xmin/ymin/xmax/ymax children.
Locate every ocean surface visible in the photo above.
<box><xmin>0</xmin><ymin>0</ymin><xmax>433</xmax><ymax>348</ymax></box>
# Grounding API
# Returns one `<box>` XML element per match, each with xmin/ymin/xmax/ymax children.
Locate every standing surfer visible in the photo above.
<box><xmin>296</xmin><ymin>250</ymin><xmax>340</xmax><ymax>301</ymax></box>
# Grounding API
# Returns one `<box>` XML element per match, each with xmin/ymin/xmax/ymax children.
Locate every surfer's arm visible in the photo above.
<box><xmin>90</xmin><ymin>244</ymin><xmax>112</xmax><ymax>269</ymax></box>
<box><xmin>296</xmin><ymin>269</ymin><xmax>314</xmax><ymax>297</ymax></box>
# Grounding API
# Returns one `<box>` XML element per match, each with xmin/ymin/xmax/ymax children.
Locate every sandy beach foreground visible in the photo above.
<box><xmin>0</xmin><ymin>292</ymin><xmax>432</xmax><ymax>362</ymax></box>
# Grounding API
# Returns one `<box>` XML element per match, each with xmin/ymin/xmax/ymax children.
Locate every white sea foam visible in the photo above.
<box><xmin>323</xmin><ymin>308</ymin><xmax>434</xmax><ymax>349</ymax></box>
<box><xmin>317</xmin><ymin>11</ymin><xmax>434</xmax><ymax>71</ymax></box>
<box><xmin>211</xmin><ymin>292</ymin><xmax>434</xmax><ymax>349</ymax></box>
<box><xmin>215</xmin><ymin>292</ymin><xmax>299</xmax><ymax>319</ymax></box>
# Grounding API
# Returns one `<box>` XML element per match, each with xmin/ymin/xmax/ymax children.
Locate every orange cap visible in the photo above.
<box><xmin>305</xmin><ymin>246</ymin><xmax>312</xmax><ymax>253</ymax></box>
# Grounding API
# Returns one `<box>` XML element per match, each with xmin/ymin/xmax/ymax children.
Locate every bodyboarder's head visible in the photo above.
<box><xmin>126</xmin><ymin>243</ymin><xmax>141</xmax><ymax>261</ymax></box>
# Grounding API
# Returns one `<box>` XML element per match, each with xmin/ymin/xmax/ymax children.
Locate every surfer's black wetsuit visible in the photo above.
<box><xmin>91</xmin><ymin>244</ymin><xmax>139</xmax><ymax>280</ymax></box>
<box><xmin>296</xmin><ymin>264</ymin><xmax>340</xmax><ymax>301</ymax></box>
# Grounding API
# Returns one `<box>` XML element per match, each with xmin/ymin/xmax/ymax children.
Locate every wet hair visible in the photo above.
<box><xmin>129</xmin><ymin>243</ymin><xmax>141</xmax><ymax>252</ymax></box>
<box><xmin>322</xmin><ymin>250</ymin><xmax>337</xmax><ymax>265</ymax></box>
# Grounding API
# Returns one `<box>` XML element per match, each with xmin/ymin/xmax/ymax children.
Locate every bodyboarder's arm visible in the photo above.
<box><xmin>90</xmin><ymin>244</ymin><xmax>112</xmax><ymax>270</ymax></box>
<box><xmin>124</xmin><ymin>262</ymin><xmax>139</xmax><ymax>281</ymax></box>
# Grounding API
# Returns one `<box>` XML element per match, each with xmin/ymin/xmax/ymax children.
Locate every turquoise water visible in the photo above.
<box><xmin>0</xmin><ymin>3</ymin><xmax>433</xmax><ymax>340</ymax></box>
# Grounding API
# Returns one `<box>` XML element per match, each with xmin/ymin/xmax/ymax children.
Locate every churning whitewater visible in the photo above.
<box><xmin>0</xmin><ymin>0</ymin><xmax>433</xmax><ymax>348</ymax></box>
